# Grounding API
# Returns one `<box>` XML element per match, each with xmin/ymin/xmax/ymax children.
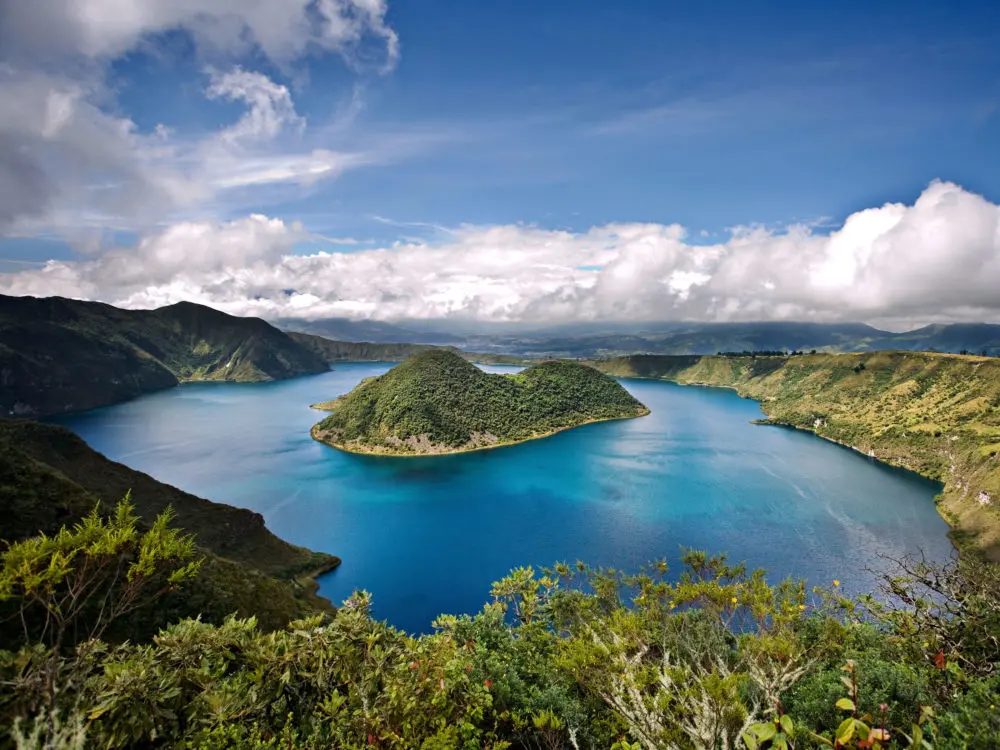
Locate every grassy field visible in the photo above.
<box><xmin>591</xmin><ymin>351</ymin><xmax>1000</xmax><ymax>559</ymax></box>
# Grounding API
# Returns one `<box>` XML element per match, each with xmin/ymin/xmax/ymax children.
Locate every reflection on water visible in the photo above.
<box><xmin>55</xmin><ymin>363</ymin><xmax>953</xmax><ymax>634</ymax></box>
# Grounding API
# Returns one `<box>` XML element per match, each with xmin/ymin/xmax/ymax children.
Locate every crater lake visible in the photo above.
<box><xmin>54</xmin><ymin>363</ymin><xmax>953</xmax><ymax>633</ymax></box>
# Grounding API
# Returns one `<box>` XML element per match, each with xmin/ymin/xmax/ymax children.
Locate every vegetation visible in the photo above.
<box><xmin>0</xmin><ymin>419</ymin><xmax>338</xmax><ymax>642</ymax></box>
<box><xmin>3</xmin><ymin>503</ymin><xmax>999</xmax><ymax>749</ymax></box>
<box><xmin>0</xmin><ymin>295</ymin><xmax>329</xmax><ymax>417</ymax></box>
<box><xmin>281</xmin><ymin>320</ymin><xmax>1000</xmax><ymax>360</ymax></box>
<box><xmin>589</xmin><ymin>351</ymin><xmax>1000</xmax><ymax>559</ymax></box>
<box><xmin>311</xmin><ymin>350</ymin><xmax>649</xmax><ymax>455</ymax></box>
<box><xmin>288</xmin><ymin>332</ymin><xmax>531</xmax><ymax>366</ymax></box>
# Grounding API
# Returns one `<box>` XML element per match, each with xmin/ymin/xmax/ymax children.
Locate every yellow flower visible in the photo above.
<box><xmin>669</xmin><ymin>601</ymin><xmax>676</xmax><ymax>609</ymax></box>
<box><xmin>798</xmin><ymin>604</ymin><xmax>806</xmax><ymax>611</ymax></box>
<box><xmin>730</xmin><ymin>596</ymin><xmax>738</xmax><ymax>605</ymax></box>
<box><xmin>833</xmin><ymin>580</ymin><xmax>840</xmax><ymax>587</ymax></box>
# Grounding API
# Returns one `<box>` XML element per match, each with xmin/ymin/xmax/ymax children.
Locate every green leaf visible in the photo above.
<box><xmin>780</xmin><ymin>714</ymin><xmax>795</xmax><ymax>738</ymax></box>
<box><xmin>836</xmin><ymin>698</ymin><xmax>856</xmax><ymax>712</ymax></box>
<box><xmin>741</xmin><ymin>732</ymin><xmax>759</xmax><ymax>750</ymax></box>
<box><xmin>836</xmin><ymin>718</ymin><xmax>856</xmax><ymax>743</ymax></box>
<box><xmin>756</xmin><ymin>722</ymin><xmax>777</xmax><ymax>741</ymax></box>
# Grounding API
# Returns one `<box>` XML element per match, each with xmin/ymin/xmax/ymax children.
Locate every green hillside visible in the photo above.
<box><xmin>0</xmin><ymin>295</ymin><xmax>329</xmax><ymax>417</ymax></box>
<box><xmin>591</xmin><ymin>351</ymin><xmax>1000</xmax><ymax>559</ymax></box>
<box><xmin>311</xmin><ymin>349</ymin><xmax>648</xmax><ymax>455</ymax></box>
<box><xmin>288</xmin><ymin>330</ymin><xmax>531</xmax><ymax>366</ymax></box>
<box><xmin>0</xmin><ymin>419</ymin><xmax>338</xmax><ymax>640</ymax></box>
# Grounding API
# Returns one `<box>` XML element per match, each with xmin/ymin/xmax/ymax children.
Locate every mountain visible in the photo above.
<box><xmin>589</xmin><ymin>351</ymin><xmax>1000</xmax><ymax>560</ymax></box>
<box><xmin>863</xmin><ymin>323</ymin><xmax>1000</xmax><ymax>355</ymax></box>
<box><xmin>287</xmin><ymin>332</ymin><xmax>441</xmax><ymax>361</ymax></box>
<box><xmin>288</xmin><ymin>331</ymin><xmax>531</xmax><ymax>366</ymax></box>
<box><xmin>282</xmin><ymin>318</ymin><xmax>1000</xmax><ymax>358</ymax></box>
<box><xmin>0</xmin><ymin>295</ymin><xmax>330</xmax><ymax>417</ymax></box>
<box><xmin>311</xmin><ymin>349</ymin><xmax>648</xmax><ymax>455</ymax></box>
<box><xmin>0</xmin><ymin>419</ymin><xmax>338</xmax><ymax>641</ymax></box>
<box><xmin>278</xmin><ymin>316</ymin><xmax>465</xmax><ymax>345</ymax></box>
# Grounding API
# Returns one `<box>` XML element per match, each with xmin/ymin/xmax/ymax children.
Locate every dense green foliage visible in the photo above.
<box><xmin>3</xmin><ymin>505</ymin><xmax>999</xmax><ymax>749</ymax></box>
<box><xmin>312</xmin><ymin>350</ymin><xmax>648</xmax><ymax>454</ymax></box>
<box><xmin>591</xmin><ymin>351</ymin><xmax>1000</xmax><ymax>560</ymax></box>
<box><xmin>0</xmin><ymin>295</ymin><xmax>329</xmax><ymax>417</ymax></box>
<box><xmin>0</xmin><ymin>420</ymin><xmax>337</xmax><ymax>642</ymax></box>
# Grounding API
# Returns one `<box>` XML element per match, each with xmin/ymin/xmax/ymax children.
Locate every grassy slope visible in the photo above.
<box><xmin>312</xmin><ymin>349</ymin><xmax>648</xmax><ymax>455</ymax></box>
<box><xmin>590</xmin><ymin>351</ymin><xmax>1000</xmax><ymax>559</ymax></box>
<box><xmin>0</xmin><ymin>295</ymin><xmax>329</xmax><ymax>416</ymax></box>
<box><xmin>0</xmin><ymin>419</ymin><xmax>338</xmax><ymax>635</ymax></box>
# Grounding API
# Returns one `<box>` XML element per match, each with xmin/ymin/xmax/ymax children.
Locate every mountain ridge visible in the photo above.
<box><xmin>281</xmin><ymin>318</ymin><xmax>1000</xmax><ymax>358</ymax></box>
<box><xmin>0</xmin><ymin>294</ymin><xmax>330</xmax><ymax>417</ymax></box>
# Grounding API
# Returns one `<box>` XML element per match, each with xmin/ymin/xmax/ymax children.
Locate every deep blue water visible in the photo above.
<box><xmin>54</xmin><ymin>364</ymin><xmax>954</xmax><ymax>633</ymax></box>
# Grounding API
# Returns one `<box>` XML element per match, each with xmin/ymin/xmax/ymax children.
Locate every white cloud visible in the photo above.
<box><xmin>3</xmin><ymin>181</ymin><xmax>999</xmax><ymax>327</ymax></box>
<box><xmin>0</xmin><ymin>0</ymin><xmax>398</xmax><ymax>70</ymax></box>
<box><xmin>207</xmin><ymin>68</ymin><xmax>305</xmax><ymax>144</ymax></box>
<box><xmin>0</xmin><ymin>0</ymin><xmax>400</xmax><ymax>237</ymax></box>
<box><xmin>0</xmin><ymin>67</ymin><xmax>374</xmax><ymax>237</ymax></box>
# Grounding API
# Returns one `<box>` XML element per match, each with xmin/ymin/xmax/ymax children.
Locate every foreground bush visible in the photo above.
<box><xmin>2</xmin><ymin>499</ymin><xmax>999</xmax><ymax>748</ymax></box>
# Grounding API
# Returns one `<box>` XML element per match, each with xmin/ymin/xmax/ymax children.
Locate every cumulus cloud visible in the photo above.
<box><xmin>0</xmin><ymin>0</ymin><xmax>399</xmax><ymax>236</ymax></box>
<box><xmin>0</xmin><ymin>69</ymin><xmax>199</xmax><ymax>235</ymax></box>
<box><xmin>3</xmin><ymin>181</ymin><xmax>999</xmax><ymax>326</ymax></box>
<box><xmin>0</xmin><ymin>0</ymin><xmax>398</xmax><ymax>70</ymax></box>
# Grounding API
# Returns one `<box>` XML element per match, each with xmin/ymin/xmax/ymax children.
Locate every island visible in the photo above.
<box><xmin>310</xmin><ymin>349</ymin><xmax>650</xmax><ymax>455</ymax></box>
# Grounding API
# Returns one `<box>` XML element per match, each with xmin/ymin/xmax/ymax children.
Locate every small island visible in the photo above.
<box><xmin>310</xmin><ymin>349</ymin><xmax>650</xmax><ymax>456</ymax></box>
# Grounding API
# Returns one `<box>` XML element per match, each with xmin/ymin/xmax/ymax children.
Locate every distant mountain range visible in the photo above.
<box><xmin>5</xmin><ymin>295</ymin><xmax>1000</xmax><ymax>417</ymax></box>
<box><xmin>0</xmin><ymin>295</ymin><xmax>329</xmax><ymax>417</ymax></box>
<box><xmin>282</xmin><ymin>318</ymin><xmax>1000</xmax><ymax>359</ymax></box>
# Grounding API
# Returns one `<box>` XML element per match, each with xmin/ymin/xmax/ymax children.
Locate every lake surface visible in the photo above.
<box><xmin>54</xmin><ymin>364</ymin><xmax>954</xmax><ymax>633</ymax></box>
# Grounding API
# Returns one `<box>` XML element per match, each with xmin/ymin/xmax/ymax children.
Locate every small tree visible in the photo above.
<box><xmin>0</xmin><ymin>495</ymin><xmax>201</xmax><ymax>746</ymax></box>
<box><xmin>0</xmin><ymin>495</ymin><xmax>201</xmax><ymax>652</ymax></box>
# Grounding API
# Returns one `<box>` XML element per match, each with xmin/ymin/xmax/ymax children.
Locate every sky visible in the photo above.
<box><xmin>0</xmin><ymin>0</ymin><xmax>999</xmax><ymax>328</ymax></box>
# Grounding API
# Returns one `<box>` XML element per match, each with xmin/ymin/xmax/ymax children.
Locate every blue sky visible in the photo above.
<box><xmin>1</xmin><ymin>0</ymin><xmax>999</xmax><ymax>325</ymax></box>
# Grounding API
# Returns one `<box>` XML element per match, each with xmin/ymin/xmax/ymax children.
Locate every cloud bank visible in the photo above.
<box><xmin>3</xmin><ymin>181</ymin><xmax>998</xmax><ymax>327</ymax></box>
<box><xmin>0</xmin><ymin>0</ymin><xmax>399</xmax><ymax>237</ymax></box>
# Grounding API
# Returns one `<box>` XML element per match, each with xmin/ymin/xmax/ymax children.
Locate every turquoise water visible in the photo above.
<box><xmin>54</xmin><ymin>363</ymin><xmax>954</xmax><ymax>633</ymax></box>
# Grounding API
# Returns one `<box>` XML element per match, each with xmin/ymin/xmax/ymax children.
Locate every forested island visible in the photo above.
<box><xmin>310</xmin><ymin>349</ymin><xmax>649</xmax><ymax>455</ymax></box>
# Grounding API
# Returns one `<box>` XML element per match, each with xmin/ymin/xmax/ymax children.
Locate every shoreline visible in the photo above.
<box><xmin>612</xmin><ymin>371</ymin><xmax>987</xmax><ymax>559</ymax></box>
<box><xmin>310</xmin><ymin>407</ymin><xmax>651</xmax><ymax>458</ymax></box>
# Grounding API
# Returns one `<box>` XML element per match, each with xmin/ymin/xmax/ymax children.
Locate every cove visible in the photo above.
<box><xmin>53</xmin><ymin>363</ymin><xmax>953</xmax><ymax>634</ymax></box>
